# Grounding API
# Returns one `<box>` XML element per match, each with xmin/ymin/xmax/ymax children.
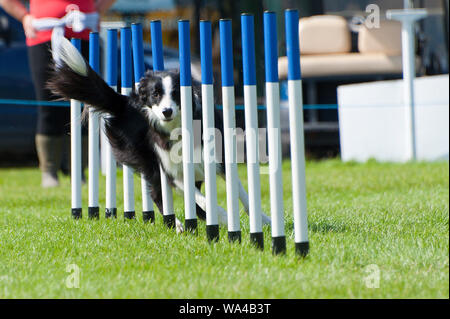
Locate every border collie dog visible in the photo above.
<box><xmin>48</xmin><ymin>38</ymin><xmax>271</xmax><ymax>232</ymax></box>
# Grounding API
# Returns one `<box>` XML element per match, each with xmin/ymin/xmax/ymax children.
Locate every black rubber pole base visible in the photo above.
<box><xmin>272</xmin><ymin>236</ymin><xmax>286</xmax><ymax>255</ymax></box>
<box><xmin>105</xmin><ymin>208</ymin><xmax>117</xmax><ymax>219</ymax></box>
<box><xmin>185</xmin><ymin>219</ymin><xmax>198</xmax><ymax>233</ymax></box>
<box><xmin>124</xmin><ymin>211</ymin><xmax>136</xmax><ymax>219</ymax></box>
<box><xmin>143</xmin><ymin>211</ymin><xmax>155</xmax><ymax>223</ymax></box>
<box><xmin>88</xmin><ymin>207</ymin><xmax>99</xmax><ymax>219</ymax></box>
<box><xmin>163</xmin><ymin>214</ymin><xmax>176</xmax><ymax>229</ymax></box>
<box><xmin>295</xmin><ymin>242</ymin><xmax>309</xmax><ymax>258</ymax></box>
<box><xmin>72</xmin><ymin>208</ymin><xmax>82</xmax><ymax>219</ymax></box>
<box><xmin>228</xmin><ymin>231</ymin><xmax>242</xmax><ymax>243</ymax></box>
<box><xmin>206</xmin><ymin>225</ymin><xmax>219</xmax><ymax>242</ymax></box>
<box><xmin>250</xmin><ymin>232</ymin><xmax>264</xmax><ymax>250</ymax></box>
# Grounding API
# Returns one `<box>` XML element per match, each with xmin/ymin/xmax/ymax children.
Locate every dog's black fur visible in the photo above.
<box><xmin>47</xmin><ymin>40</ymin><xmax>226</xmax><ymax>221</ymax></box>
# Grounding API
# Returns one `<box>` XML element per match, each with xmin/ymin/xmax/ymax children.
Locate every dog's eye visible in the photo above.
<box><xmin>152</xmin><ymin>91</ymin><xmax>160</xmax><ymax>99</ymax></box>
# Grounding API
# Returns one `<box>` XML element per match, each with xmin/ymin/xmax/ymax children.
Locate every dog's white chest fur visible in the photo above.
<box><xmin>154</xmin><ymin>141</ymin><xmax>205</xmax><ymax>182</ymax></box>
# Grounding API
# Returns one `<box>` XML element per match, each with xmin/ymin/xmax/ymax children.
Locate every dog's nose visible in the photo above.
<box><xmin>162</xmin><ymin>109</ymin><xmax>173</xmax><ymax>119</ymax></box>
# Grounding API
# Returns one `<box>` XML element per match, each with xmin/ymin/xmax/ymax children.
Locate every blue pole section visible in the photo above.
<box><xmin>70</xmin><ymin>38</ymin><xmax>82</xmax><ymax>219</ymax></box>
<box><xmin>132</xmin><ymin>23</ymin><xmax>155</xmax><ymax>223</ymax></box>
<box><xmin>285</xmin><ymin>9</ymin><xmax>301</xmax><ymax>81</ymax></box>
<box><xmin>150</xmin><ymin>20</ymin><xmax>176</xmax><ymax>230</ymax></box>
<box><xmin>105</xmin><ymin>29</ymin><xmax>117</xmax><ymax>218</ymax></box>
<box><xmin>88</xmin><ymin>32</ymin><xmax>100</xmax><ymax>219</ymax></box>
<box><xmin>200</xmin><ymin>20</ymin><xmax>219</xmax><ymax>242</ymax></box>
<box><xmin>150</xmin><ymin>20</ymin><xmax>165</xmax><ymax>71</ymax></box>
<box><xmin>285</xmin><ymin>9</ymin><xmax>309</xmax><ymax>258</ymax></box>
<box><xmin>120</xmin><ymin>27</ymin><xmax>136</xmax><ymax>220</ymax></box>
<box><xmin>131</xmin><ymin>23</ymin><xmax>145</xmax><ymax>82</ymax></box>
<box><xmin>200</xmin><ymin>21</ymin><xmax>213</xmax><ymax>85</ymax></box>
<box><xmin>178</xmin><ymin>20</ymin><xmax>197</xmax><ymax>233</ymax></box>
<box><xmin>89</xmin><ymin>33</ymin><xmax>99</xmax><ymax>73</ymax></box>
<box><xmin>264</xmin><ymin>12</ymin><xmax>279</xmax><ymax>83</ymax></box>
<box><xmin>106</xmin><ymin>29</ymin><xmax>118</xmax><ymax>87</ymax></box>
<box><xmin>120</xmin><ymin>27</ymin><xmax>133</xmax><ymax>89</ymax></box>
<box><xmin>241</xmin><ymin>13</ymin><xmax>264</xmax><ymax>250</ymax></box>
<box><xmin>71</xmin><ymin>38</ymin><xmax>81</xmax><ymax>52</ymax></box>
<box><xmin>220</xmin><ymin>19</ymin><xmax>241</xmax><ymax>243</ymax></box>
<box><xmin>264</xmin><ymin>11</ymin><xmax>286</xmax><ymax>255</ymax></box>
<box><xmin>219</xmin><ymin>19</ymin><xmax>234</xmax><ymax>87</ymax></box>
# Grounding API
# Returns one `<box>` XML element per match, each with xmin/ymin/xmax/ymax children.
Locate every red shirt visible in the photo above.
<box><xmin>27</xmin><ymin>0</ymin><xmax>96</xmax><ymax>46</ymax></box>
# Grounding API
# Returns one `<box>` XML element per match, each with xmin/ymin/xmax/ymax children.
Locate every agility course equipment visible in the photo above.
<box><xmin>104</xmin><ymin>29</ymin><xmax>117</xmax><ymax>219</ymax></box>
<box><xmin>131</xmin><ymin>23</ymin><xmax>155</xmax><ymax>223</ymax></box>
<box><xmin>70</xmin><ymin>38</ymin><xmax>82</xmax><ymax>220</ymax></box>
<box><xmin>149</xmin><ymin>20</ymin><xmax>177</xmax><ymax>229</ymax></box>
<box><xmin>88</xmin><ymin>32</ymin><xmax>100</xmax><ymax>220</ymax></box>
<box><xmin>199</xmin><ymin>20</ymin><xmax>220</xmax><ymax>242</ymax></box>
<box><xmin>69</xmin><ymin>9</ymin><xmax>309</xmax><ymax>257</ymax></box>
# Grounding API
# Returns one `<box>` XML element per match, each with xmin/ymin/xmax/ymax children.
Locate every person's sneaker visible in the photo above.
<box><xmin>42</xmin><ymin>172</ymin><xmax>59</xmax><ymax>188</ymax></box>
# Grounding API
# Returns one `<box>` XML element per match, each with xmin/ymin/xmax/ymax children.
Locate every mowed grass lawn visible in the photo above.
<box><xmin>0</xmin><ymin>160</ymin><xmax>448</xmax><ymax>299</ymax></box>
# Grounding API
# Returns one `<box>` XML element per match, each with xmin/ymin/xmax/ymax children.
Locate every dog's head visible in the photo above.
<box><xmin>137</xmin><ymin>70</ymin><xmax>181</xmax><ymax>132</ymax></box>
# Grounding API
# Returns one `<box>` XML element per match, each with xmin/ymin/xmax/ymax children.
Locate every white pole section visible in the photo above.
<box><xmin>150</xmin><ymin>20</ymin><xmax>176</xmax><ymax>228</ymax></box>
<box><xmin>121</xmin><ymin>27</ymin><xmax>135</xmax><ymax>220</ymax></box>
<box><xmin>241</xmin><ymin>14</ymin><xmax>264</xmax><ymax>250</ymax></box>
<box><xmin>88</xmin><ymin>32</ymin><xmax>100</xmax><ymax>220</ymax></box>
<box><xmin>105</xmin><ymin>29</ymin><xmax>117</xmax><ymax>218</ymax></box>
<box><xmin>178</xmin><ymin>20</ymin><xmax>197</xmax><ymax>232</ymax></box>
<box><xmin>220</xmin><ymin>19</ymin><xmax>241</xmax><ymax>243</ymax></box>
<box><xmin>264</xmin><ymin>11</ymin><xmax>286</xmax><ymax>255</ymax></box>
<box><xmin>286</xmin><ymin>9</ymin><xmax>309</xmax><ymax>257</ymax></box>
<box><xmin>200</xmin><ymin>20</ymin><xmax>219</xmax><ymax>242</ymax></box>
<box><xmin>70</xmin><ymin>38</ymin><xmax>82</xmax><ymax>219</ymax></box>
<box><xmin>132</xmin><ymin>23</ymin><xmax>155</xmax><ymax>223</ymax></box>
<box><xmin>387</xmin><ymin>8</ymin><xmax>427</xmax><ymax>161</ymax></box>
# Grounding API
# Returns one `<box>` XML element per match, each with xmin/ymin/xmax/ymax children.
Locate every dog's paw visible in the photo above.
<box><xmin>176</xmin><ymin>218</ymin><xmax>184</xmax><ymax>234</ymax></box>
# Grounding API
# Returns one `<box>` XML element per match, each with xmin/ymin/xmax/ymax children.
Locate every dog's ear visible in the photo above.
<box><xmin>137</xmin><ymin>73</ymin><xmax>150</xmax><ymax>105</ymax></box>
<box><xmin>192</xmin><ymin>79</ymin><xmax>202</xmax><ymax>116</ymax></box>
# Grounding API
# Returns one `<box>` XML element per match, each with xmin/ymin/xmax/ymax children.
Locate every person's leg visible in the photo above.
<box><xmin>28</xmin><ymin>42</ymin><xmax>67</xmax><ymax>187</ymax></box>
<box><xmin>28</xmin><ymin>41</ymin><xmax>89</xmax><ymax>187</ymax></box>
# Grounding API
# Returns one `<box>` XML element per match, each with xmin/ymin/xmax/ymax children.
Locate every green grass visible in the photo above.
<box><xmin>0</xmin><ymin>160</ymin><xmax>448</xmax><ymax>298</ymax></box>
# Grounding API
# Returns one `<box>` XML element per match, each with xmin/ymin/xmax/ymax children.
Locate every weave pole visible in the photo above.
<box><xmin>88</xmin><ymin>32</ymin><xmax>100</xmax><ymax>220</ymax></box>
<box><xmin>70</xmin><ymin>38</ymin><xmax>82</xmax><ymax>219</ymax></box>
<box><xmin>105</xmin><ymin>29</ymin><xmax>117</xmax><ymax>219</ymax></box>
<box><xmin>264</xmin><ymin>11</ymin><xmax>286</xmax><ymax>255</ymax></box>
<box><xmin>285</xmin><ymin>9</ymin><xmax>309</xmax><ymax>257</ymax></box>
<box><xmin>178</xmin><ymin>20</ymin><xmax>197</xmax><ymax>233</ymax></box>
<box><xmin>150</xmin><ymin>20</ymin><xmax>176</xmax><ymax>228</ymax></box>
<box><xmin>219</xmin><ymin>19</ymin><xmax>241</xmax><ymax>243</ymax></box>
<box><xmin>199</xmin><ymin>20</ymin><xmax>219</xmax><ymax>242</ymax></box>
<box><xmin>241</xmin><ymin>14</ymin><xmax>264</xmax><ymax>250</ymax></box>
<box><xmin>131</xmin><ymin>23</ymin><xmax>155</xmax><ymax>223</ymax></box>
<box><xmin>120</xmin><ymin>27</ymin><xmax>136</xmax><ymax>220</ymax></box>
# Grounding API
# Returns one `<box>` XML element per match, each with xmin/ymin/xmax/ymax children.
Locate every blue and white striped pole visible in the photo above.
<box><xmin>220</xmin><ymin>19</ymin><xmax>241</xmax><ymax>243</ymax></box>
<box><xmin>88</xmin><ymin>32</ymin><xmax>100</xmax><ymax>220</ymax></box>
<box><xmin>105</xmin><ymin>29</ymin><xmax>117</xmax><ymax>219</ymax></box>
<box><xmin>286</xmin><ymin>9</ymin><xmax>309</xmax><ymax>257</ymax></box>
<box><xmin>200</xmin><ymin>20</ymin><xmax>219</xmax><ymax>242</ymax></box>
<box><xmin>132</xmin><ymin>23</ymin><xmax>155</xmax><ymax>223</ymax></box>
<box><xmin>241</xmin><ymin>14</ymin><xmax>264</xmax><ymax>250</ymax></box>
<box><xmin>120</xmin><ymin>27</ymin><xmax>135</xmax><ymax>220</ymax></box>
<box><xmin>179</xmin><ymin>20</ymin><xmax>197</xmax><ymax>233</ymax></box>
<box><xmin>150</xmin><ymin>20</ymin><xmax>176</xmax><ymax>229</ymax></box>
<box><xmin>264</xmin><ymin>11</ymin><xmax>286</xmax><ymax>255</ymax></box>
<box><xmin>71</xmin><ymin>38</ymin><xmax>82</xmax><ymax>219</ymax></box>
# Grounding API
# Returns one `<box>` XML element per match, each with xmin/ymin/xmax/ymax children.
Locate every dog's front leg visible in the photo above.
<box><xmin>173</xmin><ymin>180</ymin><xmax>228</xmax><ymax>225</ymax></box>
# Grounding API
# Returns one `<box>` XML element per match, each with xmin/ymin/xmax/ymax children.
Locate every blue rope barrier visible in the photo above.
<box><xmin>0</xmin><ymin>98</ymin><xmax>338</xmax><ymax>110</ymax></box>
<box><xmin>0</xmin><ymin>99</ymin><xmax>70</xmax><ymax>107</ymax></box>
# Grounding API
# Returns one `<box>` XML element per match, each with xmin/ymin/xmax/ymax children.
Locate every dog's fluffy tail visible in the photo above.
<box><xmin>47</xmin><ymin>37</ymin><xmax>127</xmax><ymax>116</ymax></box>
